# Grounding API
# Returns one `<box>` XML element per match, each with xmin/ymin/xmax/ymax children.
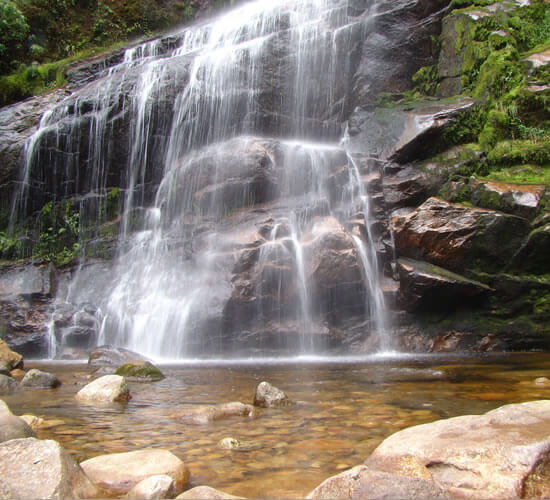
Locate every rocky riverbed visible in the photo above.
<box><xmin>3</xmin><ymin>343</ymin><xmax>550</xmax><ymax>498</ymax></box>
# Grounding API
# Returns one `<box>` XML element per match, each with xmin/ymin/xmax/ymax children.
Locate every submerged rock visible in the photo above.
<box><xmin>176</xmin><ymin>486</ymin><xmax>245</xmax><ymax>499</ymax></box>
<box><xmin>21</xmin><ymin>369</ymin><xmax>61</xmax><ymax>389</ymax></box>
<box><xmin>80</xmin><ymin>448</ymin><xmax>188</xmax><ymax>496</ymax></box>
<box><xmin>253</xmin><ymin>381</ymin><xmax>294</xmax><ymax>408</ymax></box>
<box><xmin>75</xmin><ymin>374</ymin><xmax>131</xmax><ymax>403</ymax></box>
<box><xmin>115</xmin><ymin>360</ymin><xmax>165</xmax><ymax>382</ymax></box>
<box><xmin>173</xmin><ymin>402</ymin><xmax>256</xmax><ymax>425</ymax></box>
<box><xmin>125</xmin><ymin>474</ymin><xmax>177</xmax><ymax>499</ymax></box>
<box><xmin>0</xmin><ymin>438</ymin><xmax>99</xmax><ymax>499</ymax></box>
<box><xmin>365</xmin><ymin>400</ymin><xmax>550</xmax><ymax>498</ymax></box>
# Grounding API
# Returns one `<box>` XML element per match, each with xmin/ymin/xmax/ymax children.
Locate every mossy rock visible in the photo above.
<box><xmin>115</xmin><ymin>361</ymin><xmax>165</xmax><ymax>382</ymax></box>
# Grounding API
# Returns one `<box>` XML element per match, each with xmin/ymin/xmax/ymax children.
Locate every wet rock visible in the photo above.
<box><xmin>534</xmin><ymin>377</ymin><xmax>550</xmax><ymax>386</ymax></box>
<box><xmin>19</xmin><ymin>414</ymin><xmax>45</xmax><ymax>431</ymax></box>
<box><xmin>0</xmin><ymin>374</ymin><xmax>18</xmax><ymax>396</ymax></box>
<box><xmin>88</xmin><ymin>345</ymin><xmax>151</xmax><ymax>367</ymax></box>
<box><xmin>511</xmin><ymin>220</ymin><xmax>550</xmax><ymax>274</ymax></box>
<box><xmin>21</xmin><ymin>368</ymin><xmax>61</xmax><ymax>389</ymax></box>
<box><xmin>218</xmin><ymin>437</ymin><xmax>260</xmax><ymax>451</ymax></box>
<box><xmin>80</xmin><ymin>448</ymin><xmax>188</xmax><ymax>496</ymax></box>
<box><xmin>0</xmin><ymin>339</ymin><xmax>23</xmax><ymax>372</ymax></box>
<box><xmin>176</xmin><ymin>486</ymin><xmax>245</xmax><ymax>499</ymax></box>
<box><xmin>125</xmin><ymin>474</ymin><xmax>177</xmax><ymax>499</ymax></box>
<box><xmin>75</xmin><ymin>375</ymin><xmax>131</xmax><ymax>403</ymax></box>
<box><xmin>397</xmin><ymin>257</ymin><xmax>492</xmax><ymax>312</ymax></box>
<box><xmin>0</xmin><ymin>438</ymin><xmax>99</xmax><ymax>499</ymax></box>
<box><xmin>0</xmin><ymin>263</ymin><xmax>57</xmax><ymax>299</ymax></box>
<box><xmin>0</xmin><ymin>410</ymin><xmax>35</xmax><ymax>443</ymax></box>
<box><xmin>392</xmin><ymin>197</ymin><xmax>531</xmax><ymax>273</ymax></box>
<box><xmin>253</xmin><ymin>381</ymin><xmax>294</xmax><ymax>408</ymax></box>
<box><xmin>9</xmin><ymin>368</ymin><xmax>26</xmax><ymax>380</ymax></box>
<box><xmin>307</xmin><ymin>465</ymin><xmax>444</xmax><ymax>499</ymax></box>
<box><xmin>470</xmin><ymin>180</ymin><xmax>545</xmax><ymax>220</ymax></box>
<box><xmin>115</xmin><ymin>360</ymin><xmax>165</xmax><ymax>382</ymax></box>
<box><xmin>173</xmin><ymin>402</ymin><xmax>256</xmax><ymax>425</ymax></box>
<box><xmin>365</xmin><ymin>400</ymin><xmax>550</xmax><ymax>498</ymax></box>
<box><xmin>346</xmin><ymin>98</ymin><xmax>474</xmax><ymax>162</ymax></box>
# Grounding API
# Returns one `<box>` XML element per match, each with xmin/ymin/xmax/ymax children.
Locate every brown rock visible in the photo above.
<box><xmin>0</xmin><ymin>438</ymin><xmax>99</xmax><ymax>499</ymax></box>
<box><xmin>365</xmin><ymin>400</ymin><xmax>550</xmax><ymax>498</ymax></box>
<box><xmin>0</xmin><ymin>413</ymin><xmax>35</xmax><ymax>443</ymax></box>
<box><xmin>21</xmin><ymin>369</ymin><xmax>61</xmax><ymax>389</ymax></box>
<box><xmin>176</xmin><ymin>485</ymin><xmax>245</xmax><ymax>499</ymax></box>
<box><xmin>253</xmin><ymin>381</ymin><xmax>293</xmax><ymax>408</ymax></box>
<box><xmin>9</xmin><ymin>369</ymin><xmax>26</xmax><ymax>380</ymax></box>
<box><xmin>80</xmin><ymin>448</ymin><xmax>188</xmax><ymax>496</ymax></box>
<box><xmin>173</xmin><ymin>402</ymin><xmax>256</xmax><ymax>425</ymax></box>
<box><xmin>0</xmin><ymin>339</ymin><xmax>23</xmax><ymax>372</ymax></box>
<box><xmin>391</xmin><ymin>197</ymin><xmax>530</xmax><ymax>273</ymax></box>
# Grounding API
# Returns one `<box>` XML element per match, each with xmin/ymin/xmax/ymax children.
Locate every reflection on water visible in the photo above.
<box><xmin>4</xmin><ymin>353</ymin><xmax>550</xmax><ymax>498</ymax></box>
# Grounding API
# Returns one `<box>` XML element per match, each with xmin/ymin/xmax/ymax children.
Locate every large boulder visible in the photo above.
<box><xmin>0</xmin><ymin>438</ymin><xmax>100</xmax><ymax>499</ymax></box>
<box><xmin>21</xmin><ymin>369</ymin><xmax>61</xmax><ymax>389</ymax></box>
<box><xmin>307</xmin><ymin>465</ymin><xmax>444</xmax><ymax>499</ymax></box>
<box><xmin>74</xmin><ymin>375</ymin><xmax>131</xmax><ymax>403</ymax></box>
<box><xmin>365</xmin><ymin>400</ymin><xmax>550</xmax><ymax>498</ymax></box>
<box><xmin>253</xmin><ymin>381</ymin><xmax>293</xmax><ymax>408</ymax></box>
<box><xmin>392</xmin><ymin>197</ymin><xmax>531</xmax><ymax>273</ymax></box>
<box><xmin>88</xmin><ymin>345</ymin><xmax>150</xmax><ymax>367</ymax></box>
<box><xmin>397</xmin><ymin>257</ymin><xmax>492</xmax><ymax>312</ymax></box>
<box><xmin>173</xmin><ymin>402</ymin><xmax>256</xmax><ymax>425</ymax></box>
<box><xmin>80</xmin><ymin>448</ymin><xmax>189</xmax><ymax>496</ymax></box>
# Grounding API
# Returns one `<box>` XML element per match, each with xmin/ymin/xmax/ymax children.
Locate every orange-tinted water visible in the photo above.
<box><xmin>4</xmin><ymin>353</ymin><xmax>550</xmax><ymax>498</ymax></box>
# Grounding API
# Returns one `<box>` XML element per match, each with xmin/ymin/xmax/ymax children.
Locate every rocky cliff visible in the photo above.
<box><xmin>0</xmin><ymin>0</ymin><xmax>548</xmax><ymax>358</ymax></box>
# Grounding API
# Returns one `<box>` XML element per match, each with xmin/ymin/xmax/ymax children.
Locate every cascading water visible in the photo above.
<box><xmin>12</xmin><ymin>0</ymin><xmax>395</xmax><ymax>359</ymax></box>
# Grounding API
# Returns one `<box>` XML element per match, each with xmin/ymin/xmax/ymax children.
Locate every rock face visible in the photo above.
<box><xmin>364</xmin><ymin>400</ymin><xmax>550</xmax><ymax>498</ymax></box>
<box><xmin>253</xmin><ymin>381</ymin><xmax>293</xmax><ymax>408</ymax></box>
<box><xmin>80</xmin><ymin>448</ymin><xmax>189</xmax><ymax>496</ymax></box>
<box><xmin>21</xmin><ymin>369</ymin><xmax>61</xmax><ymax>389</ymax></box>
<box><xmin>0</xmin><ymin>438</ymin><xmax>99</xmax><ymax>499</ymax></box>
<box><xmin>0</xmin><ymin>339</ymin><xmax>23</xmax><ymax>372</ymax></box>
<box><xmin>74</xmin><ymin>375</ymin><xmax>131</xmax><ymax>403</ymax></box>
<box><xmin>173</xmin><ymin>402</ymin><xmax>256</xmax><ymax>425</ymax></box>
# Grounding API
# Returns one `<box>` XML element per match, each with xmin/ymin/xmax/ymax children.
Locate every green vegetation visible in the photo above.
<box><xmin>0</xmin><ymin>0</ymin><xmax>203</xmax><ymax>106</ymax></box>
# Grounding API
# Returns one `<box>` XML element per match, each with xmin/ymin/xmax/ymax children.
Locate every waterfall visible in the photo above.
<box><xmin>13</xmin><ymin>0</ymin><xmax>395</xmax><ymax>359</ymax></box>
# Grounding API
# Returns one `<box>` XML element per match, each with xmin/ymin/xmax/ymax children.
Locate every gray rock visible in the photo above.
<box><xmin>173</xmin><ymin>402</ymin><xmax>256</xmax><ymax>425</ymax></box>
<box><xmin>253</xmin><ymin>381</ymin><xmax>293</xmax><ymax>408</ymax></box>
<box><xmin>0</xmin><ymin>438</ymin><xmax>99</xmax><ymax>499</ymax></box>
<box><xmin>21</xmin><ymin>369</ymin><xmax>61</xmax><ymax>389</ymax></box>
<box><xmin>75</xmin><ymin>375</ymin><xmax>131</xmax><ymax>403</ymax></box>
<box><xmin>176</xmin><ymin>486</ymin><xmax>245</xmax><ymax>499</ymax></box>
<box><xmin>88</xmin><ymin>345</ymin><xmax>151</xmax><ymax>367</ymax></box>
<box><xmin>0</xmin><ymin>413</ymin><xmax>35</xmax><ymax>443</ymax></box>
<box><xmin>0</xmin><ymin>374</ymin><xmax>18</xmax><ymax>396</ymax></box>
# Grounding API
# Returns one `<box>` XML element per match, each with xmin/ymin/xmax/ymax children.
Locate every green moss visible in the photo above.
<box><xmin>487</xmin><ymin>140</ymin><xmax>550</xmax><ymax>166</ymax></box>
<box><xmin>412</xmin><ymin>65</ymin><xmax>440</xmax><ymax>96</ymax></box>
<box><xmin>115</xmin><ymin>361</ymin><xmax>165</xmax><ymax>381</ymax></box>
<box><xmin>481</xmin><ymin>165</ymin><xmax>550</xmax><ymax>185</ymax></box>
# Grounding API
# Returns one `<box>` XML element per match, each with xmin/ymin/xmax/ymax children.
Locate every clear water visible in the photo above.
<box><xmin>4</xmin><ymin>353</ymin><xmax>550</xmax><ymax>498</ymax></box>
